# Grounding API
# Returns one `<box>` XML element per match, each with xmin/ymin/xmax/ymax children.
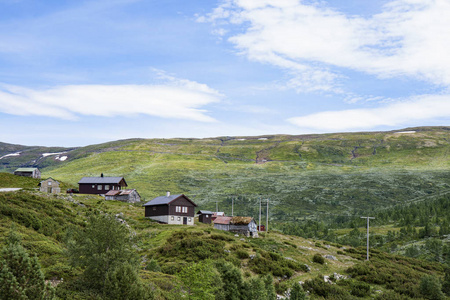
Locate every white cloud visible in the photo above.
<box><xmin>0</xmin><ymin>77</ymin><xmax>221</xmax><ymax>122</ymax></box>
<box><xmin>288</xmin><ymin>94</ymin><xmax>450</xmax><ymax>131</ymax></box>
<box><xmin>206</xmin><ymin>0</ymin><xmax>450</xmax><ymax>91</ymax></box>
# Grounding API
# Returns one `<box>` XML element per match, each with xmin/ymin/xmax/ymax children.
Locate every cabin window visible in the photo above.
<box><xmin>105</xmin><ymin>185</ymin><xmax>109</xmax><ymax>190</ymax></box>
<box><xmin>153</xmin><ymin>207</ymin><xmax>156</xmax><ymax>211</ymax></box>
<box><xmin>92</xmin><ymin>185</ymin><xmax>95</xmax><ymax>188</ymax></box>
<box><xmin>205</xmin><ymin>215</ymin><xmax>209</xmax><ymax>218</ymax></box>
<box><xmin>48</xmin><ymin>182</ymin><xmax>52</xmax><ymax>186</ymax></box>
<box><xmin>188</xmin><ymin>218</ymin><xmax>192</xmax><ymax>222</ymax></box>
<box><xmin>176</xmin><ymin>206</ymin><xmax>181</xmax><ymax>213</ymax></box>
<box><xmin>182</xmin><ymin>207</ymin><xmax>188</xmax><ymax>213</ymax></box>
<box><xmin>98</xmin><ymin>185</ymin><xmax>102</xmax><ymax>190</ymax></box>
<box><xmin>177</xmin><ymin>217</ymin><xmax>180</xmax><ymax>221</ymax></box>
<box><xmin>171</xmin><ymin>216</ymin><xmax>174</xmax><ymax>220</ymax></box>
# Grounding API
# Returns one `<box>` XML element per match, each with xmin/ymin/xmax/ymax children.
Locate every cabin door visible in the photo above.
<box><xmin>183</xmin><ymin>217</ymin><xmax>187</xmax><ymax>225</ymax></box>
<box><xmin>47</xmin><ymin>187</ymin><xmax>52</xmax><ymax>193</ymax></box>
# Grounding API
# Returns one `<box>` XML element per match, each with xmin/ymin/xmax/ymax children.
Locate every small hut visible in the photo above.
<box><xmin>213</xmin><ymin>216</ymin><xmax>258</xmax><ymax>237</ymax></box>
<box><xmin>197</xmin><ymin>210</ymin><xmax>213</xmax><ymax>224</ymax></box>
<box><xmin>38</xmin><ymin>178</ymin><xmax>60</xmax><ymax>194</ymax></box>
<box><xmin>105</xmin><ymin>189</ymin><xmax>141</xmax><ymax>203</ymax></box>
<box><xmin>14</xmin><ymin>167</ymin><xmax>41</xmax><ymax>179</ymax></box>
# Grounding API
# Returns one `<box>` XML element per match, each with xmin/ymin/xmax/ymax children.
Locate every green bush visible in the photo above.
<box><xmin>350</xmin><ymin>280</ymin><xmax>371</xmax><ymax>297</ymax></box>
<box><xmin>235</xmin><ymin>249</ymin><xmax>249</xmax><ymax>259</ymax></box>
<box><xmin>312</xmin><ymin>253</ymin><xmax>325</xmax><ymax>264</ymax></box>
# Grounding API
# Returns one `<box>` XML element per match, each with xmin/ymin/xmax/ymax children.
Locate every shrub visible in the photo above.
<box><xmin>312</xmin><ymin>253</ymin><xmax>325</xmax><ymax>264</ymax></box>
<box><xmin>350</xmin><ymin>281</ymin><xmax>371</xmax><ymax>297</ymax></box>
<box><xmin>235</xmin><ymin>249</ymin><xmax>249</xmax><ymax>259</ymax></box>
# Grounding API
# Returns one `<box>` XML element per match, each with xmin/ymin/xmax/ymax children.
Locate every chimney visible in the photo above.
<box><xmin>101</xmin><ymin>173</ymin><xmax>104</xmax><ymax>177</ymax></box>
<box><xmin>166</xmin><ymin>191</ymin><xmax>170</xmax><ymax>197</ymax></box>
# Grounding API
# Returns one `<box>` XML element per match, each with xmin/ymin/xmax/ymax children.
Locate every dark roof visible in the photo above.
<box><xmin>78</xmin><ymin>177</ymin><xmax>127</xmax><ymax>185</ymax></box>
<box><xmin>197</xmin><ymin>210</ymin><xmax>213</xmax><ymax>215</ymax></box>
<box><xmin>143</xmin><ymin>194</ymin><xmax>197</xmax><ymax>207</ymax></box>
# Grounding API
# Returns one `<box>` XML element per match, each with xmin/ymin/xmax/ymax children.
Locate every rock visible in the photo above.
<box><xmin>325</xmin><ymin>255</ymin><xmax>337</xmax><ymax>261</ymax></box>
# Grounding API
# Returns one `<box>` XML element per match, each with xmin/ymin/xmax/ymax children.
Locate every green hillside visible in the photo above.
<box><xmin>34</xmin><ymin>126</ymin><xmax>449</xmax><ymax>220</ymax></box>
<box><xmin>0</xmin><ymin>189</ymin><xmax>448</xmax><ymax>299</ymax></box>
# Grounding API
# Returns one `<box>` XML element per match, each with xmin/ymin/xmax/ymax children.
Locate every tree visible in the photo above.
<box><xmin>65</xmin><ymin>214</ymin><xmax>151</xmax><ymax>298</ymax></box>
<box><xmin>104</xmin><ymin>262</ymin><xmax>150</xmax><ymax>300</ymax></box>
<box><xmin>178</xmin><ymin>261</ymin><xmax>222</xmax><ymax>300</ymax></box>
<box><xmin>442</xmin><ymin>267</ymin><xmax>450</xmax><ymax>297</ymax></box>
<box><xmin>215</xmin><ymin>260</ymin><xmax>244</xmax><ymax>300</ymax></box>
<box><xmin>419</xmin><ymin>275</ymin><xmax>445</xmax><ymax>300</ymax></box>
<box><xmin>0</xmin><ymin>226</ymin><xmax>55</xmax><ymax>300</ymax></box>
<box><xmin>290</xmin><ymin>282</ymin><xmax>306</xmax><ymax>300</ymax></box>
<box><xmin>243</xmin><ymin>276</ymin><xmax>267</xmax><ymax>300</ymax></box>
<box><xmin>263</xmin><ymin>274</ymin><xmax>277</xmax><ymax>300</ymax></box>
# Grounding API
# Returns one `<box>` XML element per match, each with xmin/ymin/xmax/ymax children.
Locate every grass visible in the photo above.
<box><xmin>0</xmin><ymin>189</ymin><xmax>447</xmax><ymax>299</ymax></box>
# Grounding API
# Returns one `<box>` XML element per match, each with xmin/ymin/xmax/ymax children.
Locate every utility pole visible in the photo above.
<box><xmin>360</xmin><ymin>216</ymin><xmax>375</xmax><ymax>260</ymax></box>
<box><xmin>216</xmin><ymin>201</ymin><xmax>218</xmax><ymax>212</ymax></box>
<box><xmin>259</xmin><ymin>198</ymin><xmax>262</xmax><ymax>232</ymax></box>
<box><xmin>266</xmin><ymin>198</ymin><xmax>269</xmax><ymax>233</ymax></box>
<box><xmin>231</xmin><ymin>196</ymin><xmax>234</xmax><ymax>216</ymax></box>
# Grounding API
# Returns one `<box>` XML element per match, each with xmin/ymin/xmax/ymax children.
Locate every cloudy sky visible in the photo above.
<box><xmin>1</xmin><ymin>0</ymin><xmax>449</xmax><ymax>146</ymax></box>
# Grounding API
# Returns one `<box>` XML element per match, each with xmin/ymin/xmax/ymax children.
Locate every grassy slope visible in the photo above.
<box><xmin>39</xmin><ymin>127</ymin><xmax>450</xmax><ymax>221</ymax></box>
<box><xmin>0</xmin><ymin>189</ymin><xmax>446</xmax><ymax>299</ymax></box>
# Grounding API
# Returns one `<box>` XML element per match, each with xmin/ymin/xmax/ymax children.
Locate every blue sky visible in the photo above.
<box><xmin>0</xmin><ymin>0</ymin><xmax>449</xmax><ymax>147</ymax></box>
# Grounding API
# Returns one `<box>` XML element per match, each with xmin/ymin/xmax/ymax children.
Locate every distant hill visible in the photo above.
<box><xmin>1</xmin><ymin>126</ymin><xmax>449</xmax><ymax>221</ymax></box>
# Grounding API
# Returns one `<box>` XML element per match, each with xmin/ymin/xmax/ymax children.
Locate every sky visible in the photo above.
<box><xmin>0</xmin><ymin>0</ymin><xmax>449</xmax><ymax>147</ymax></box>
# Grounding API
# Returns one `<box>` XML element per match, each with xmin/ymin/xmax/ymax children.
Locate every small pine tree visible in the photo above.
<box><xmin>243</xmin><ymin>276</ymin><xmax>267</xmax><ymax>300</ymax></box>
<box><xmin>419</xmin><ymin>275</ymin><xmax>445</xmax><ymax>300</ymax></box>
<box><xmin>104</xmin><ymin>262</ymin><xmax>151</xmax><ymax>300</ymax></box>
<box><xmin>215</xmin><ymin>260</ymin><xmax>244</xmax><ymax>300</ymax></box>
<box><xmin>263</xmin><ymin>274</ymin><xmax>277</xmax><ymax>300</ymax></box>
<box><xmin>0</xmin><ymin>226</ymin><xmax>55</xmax><ymax>300</ymax></box>
<box><xmin>442</xmin><ymin>267</ymin><xmax>450</xmax><ymax>296</ymax></box>
<box><xmin>290</xmin><ymin>282</ymin><xmax>306</xmax><ymax>300</ymax></box>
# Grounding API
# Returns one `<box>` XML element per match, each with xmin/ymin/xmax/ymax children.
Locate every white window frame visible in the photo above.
<box><xmin>98</xmin><ymin>185</ymin><xmax>102</xmax><ymax>190</ymax></box>
<box><xmin>182</xmin><ymin>206</ymin><xmax>188</xmax><ymax>213</ymax></box>
<box><xmin>105</xmin><ymin>185</ymin><xmax>109</xmax><ymax>190</ymax></box>
<box><xmin>176</xmin><ymin>206</ymin><xmax>181</xmax><ymax>213</ymax></box>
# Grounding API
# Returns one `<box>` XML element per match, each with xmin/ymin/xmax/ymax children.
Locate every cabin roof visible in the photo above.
<box><xmin>105</xmin><ymin>189</ymin><xmax>137</xmax><ymax>196</ymax></box>
<box><xmin>213</xmin><ymin>216</ymin><xmax>254</xmax><ymax>225</ymax></box>
<box><xmin>78</xmin><ymin>177</ymin><xmax>127</xmax><ymax>185</ymax></box>
<box><xmin>143</xmin><ymin>194</ymin><xmax>197</xmax><ymax>207</ymax></box>
<box><xmin>15</xmin><ymin>167</ymin><xmax>38</xmax><ymax>172</ymax></box>
<box><xmin>213</xmin><ymin>216</ymin><xmax>232</xmax><ymax>225</ymax></box>
<box><xmin>38</xmin><ymin>177</ymin><xmax>59</xmax><ymax>186</ymax></box>
<box><xmin>197</xmin><ymin>210</ymin><xmax>213</xmax><ymax>215</ymax></box>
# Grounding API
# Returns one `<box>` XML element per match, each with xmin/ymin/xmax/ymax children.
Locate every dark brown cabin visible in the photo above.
<box><xmin>197</xmin><ymin>210</ymin><xmax>213</xmax><ymax>224</ymax></box>
<box><xmin>143</xmin><ymin>193</ymin><xmax>197</xmax><ymax>225</ymax></box>
<box><xmin>78</xmin><ymin>175</ymin><xmax>127</xmax><ymax>195</ymax></box>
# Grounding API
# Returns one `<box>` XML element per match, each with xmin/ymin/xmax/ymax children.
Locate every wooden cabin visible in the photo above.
<box><xmin>197</xmin><ymin>210</ymin><xmax>213</xmax><ymax>224</ymax></box>
<box><xmin>14</xmin><ymin>167</ymin><xmax>41</xmax><ymax>179</ymax></box>
<box><xmin>78</xmin><ymin>174</ymin><xmax>127</xmax><ymax>195</ymax></box>
<box><xmin>143</xmin><ymin>192</ymin><xmax>197</xmax><ymax>225</ymax></box>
